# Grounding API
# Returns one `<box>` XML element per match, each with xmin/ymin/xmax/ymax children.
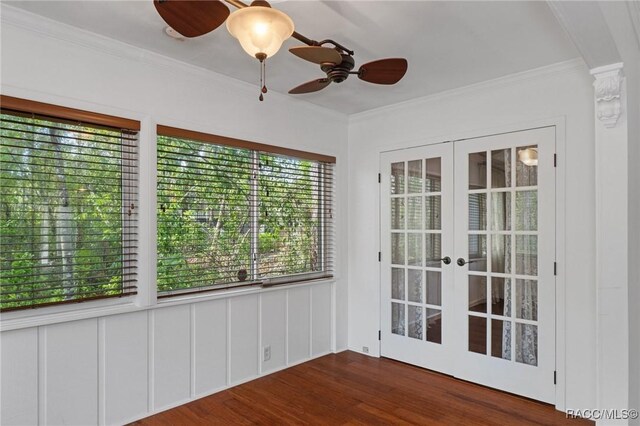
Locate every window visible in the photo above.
<box><xmin>0</xmin><ymin>96</ymin><xmax>139</xmax><ymax>311</ymax></box>
<box><xmin>157</xmin><ymin>126</ymin><xmax>334</xmax><ymax>295</ymax></box>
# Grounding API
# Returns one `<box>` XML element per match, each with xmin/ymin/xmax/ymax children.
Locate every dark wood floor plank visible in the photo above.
<box><xmin>286</xmin><ymin>364</ymin><xmax>452</xmax><ymax>424</ymax></box>
<box><xmin>130</xmin><ymin>351</ymin><xmax>592</xmax><ymax>426</ymax></box>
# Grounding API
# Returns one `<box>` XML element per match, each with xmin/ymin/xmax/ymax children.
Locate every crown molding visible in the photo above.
<box><xmin>350</xmin><ymin>57</ymin><xmax>587</xmax><ymax>123</ymax></box>
<box><xmin>0</xmin><ymin>4</ymin><xmax>348</xmax><ymax>122</ymax></box>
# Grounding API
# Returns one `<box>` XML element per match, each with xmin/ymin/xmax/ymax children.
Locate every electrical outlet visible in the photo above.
<box><xmin>362</xmin><ymin>346</ymin><xmax>369</xmax><ymax>354</ymax></box>
<box><xmin>263</xmin><ymin>345</ymin><xmax>271</xmax><ymax>362</ymax></box>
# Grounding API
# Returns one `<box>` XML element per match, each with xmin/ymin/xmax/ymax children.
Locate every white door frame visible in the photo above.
<box><xmin>377</xmin><ymin>117</ymin><xmax>567</xmax><ymax>410</ymax></box>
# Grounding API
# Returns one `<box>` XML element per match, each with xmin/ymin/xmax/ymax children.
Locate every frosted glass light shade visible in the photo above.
<box><xmin>226</xmin><ymin>5</ymin><xmax>294</xmax><ymax>59</ymax></box>
<box><xmin>518</xmin><ymin>147</ymin><xmax>538</xmax><ymax>167</ymax></box>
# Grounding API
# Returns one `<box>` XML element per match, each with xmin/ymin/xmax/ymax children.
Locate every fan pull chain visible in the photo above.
<box><xmin>259</xmin><ymin>59</ymin><xmax>264</xmax><ymax>101</ymax></box>
<box><xmin>262</xmin><ymin>60</ymin><xmax>268</xmax><ymax>95</ymax></box>
<box><xmin>255</xmin><ymin>53</ymin><xmax>268</xmax><ymax>102</ymax></box>
<box><xmin>258</xmin><ymin>59</ymin><xmax>268</xmax><ymax>101</ymax></box>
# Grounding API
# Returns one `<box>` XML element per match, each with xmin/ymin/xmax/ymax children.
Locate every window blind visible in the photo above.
<box><xmin>157</xmin><ymin>128</ymin><xmax>334</xmax><ymax>296</ymax></box>
<box><xmin>258</xmin><ymin>152</ymin><xmax>334</xmax><ymax>282</ymax></box>
<box><xmin>0</xmin><ymin>105</ymin><xmax>139</xmax><ymax>311</ymax></box>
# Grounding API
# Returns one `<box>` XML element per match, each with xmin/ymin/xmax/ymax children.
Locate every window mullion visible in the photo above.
<box><xmin>318</xmin><ymin>163</ymin><xmax>325</xmax><ymax>272</ymax></box>
<box><xmin>250</xmin><ymin>150</ymin><xmax>260</xmax><ymax>281</ymax></box>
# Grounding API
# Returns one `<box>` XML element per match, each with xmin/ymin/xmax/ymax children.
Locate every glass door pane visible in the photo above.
<box><xmin>388</xmin><ymin>158</ymin><xmax>444</xmax><ymax>344</ymax></box>
<box><xmin>466</xmin><ymin>146</ymin><xmax>539</xmax><ymax>364</ymax></box>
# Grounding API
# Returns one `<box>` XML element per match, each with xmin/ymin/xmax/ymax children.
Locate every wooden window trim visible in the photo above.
<box><xmin>1</xmin><ymin>95</ymin><xmax>140</xmax><ymax>130</ymax></box>
<box><xmin>157</xmin><ymin>124</ymin><xmax>336</xmax><ymax>164</ymax></box>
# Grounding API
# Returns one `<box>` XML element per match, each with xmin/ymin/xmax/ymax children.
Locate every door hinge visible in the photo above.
<box><xmin>554</xmin><ymin>262</ymin><xmax>557</xmax><ymax>276</ymax></box>
<box><xmin>554</xmin><ymin>370</ymin><xmax>557</xmax><ymax>385</ymax></box>
<box><xmin>378</xmin><ymin>173</ymin><xmax>381</xmax><ymax>183</ymax></box>
<box><xmin>554</xmin><ymin>153</ymin><xmax>557</xmax><ymax>167</ymax></box>
<box><xmin>378</xmin><ymin>251</ymin><xmax>382</xmax><ymax>262</ymax></box>
<box><xmin>378</xmin><ymin>330</ymin><xmax>381</xmax><ymax>340</ymax></box>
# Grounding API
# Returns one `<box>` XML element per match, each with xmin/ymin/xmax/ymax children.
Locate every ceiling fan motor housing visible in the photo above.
<box><xmin>321</xmin><ymin>54</ymin><xmax>355</xmax><ymax>83</ymax></box>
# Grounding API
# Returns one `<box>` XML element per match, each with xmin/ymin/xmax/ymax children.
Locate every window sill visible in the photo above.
<box><xmin>156</xmin><ymin>277</ymin><xmax>336</xmax><ymax>309</ymax></box>
<box><xmin>0</xmin><ymin>297</ymin><xmax>143</xmax><ymax>332</ymax></box>
<box><xmin>0</xmin><ymin>278</ymin><xmax>336</xmax><ymax>332</ymax></box>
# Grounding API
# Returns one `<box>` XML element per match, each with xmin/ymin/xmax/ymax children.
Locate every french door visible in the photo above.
<box><xmin>380</xmin><ymin>127</ymin><xmax>556</xmax><ymax>403</ymax></box>
<box><xmin>380</xmin><ymin>142</ymin><xmax>455</xmax><ymax>374</ymax></box>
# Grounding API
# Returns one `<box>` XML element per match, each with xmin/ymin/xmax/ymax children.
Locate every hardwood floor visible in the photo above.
<box><xmin>131</xmin><ymin>351</ymin><xmax>592</xmax><ymax>425</ymax></box>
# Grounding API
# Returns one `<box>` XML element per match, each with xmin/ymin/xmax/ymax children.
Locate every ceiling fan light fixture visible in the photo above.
<box><xmin>518</xmin><ymin>147</ymin><xmax>538</xmax><ymax>166</ymax></box>
<box><xmin>226</xmin><ymin>0</ymin><xmax>294</xmax><ymax>60</ymax></box>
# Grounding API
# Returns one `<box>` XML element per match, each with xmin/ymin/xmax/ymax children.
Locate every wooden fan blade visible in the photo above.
<box><xmin>289</xmin><ymin>46</ymin><xmax>343</xmax><ymax>65</ymax></box>
<box><xmin>289</xmin><ymin>79</ymin><xmax>331</xmax><ymax>94</ymax></box>
<box><xmin>153</xmin><ymin>0</ymin><xmax>230</xmax><ymax>38</ymax></box>
<box><xmin>358</xmin><ymin>58</ymin><xmax>408</xmax><ymax>85</ymax></box>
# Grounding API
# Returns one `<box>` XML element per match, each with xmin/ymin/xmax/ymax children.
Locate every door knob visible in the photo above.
<box><xmin>441</xmin><ymin>256</ymin><xmax>451</xmax><ymax>265</ymax></box>
<box><xmin>457</xmin><ymin>257</ymin><xmax>479</xmax><ymax>266</ymax></box>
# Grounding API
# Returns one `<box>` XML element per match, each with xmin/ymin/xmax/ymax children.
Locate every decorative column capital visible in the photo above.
<box><xmin>590</xmin><ymin>63</ymin><xmax>624</xmax><ymax>128</ymax></box>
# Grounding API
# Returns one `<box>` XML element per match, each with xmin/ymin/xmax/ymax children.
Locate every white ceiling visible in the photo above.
<box><xmin>6</xmin><ymin>1</ymin><xmax>579</xmax><ymax>114</ymax></box>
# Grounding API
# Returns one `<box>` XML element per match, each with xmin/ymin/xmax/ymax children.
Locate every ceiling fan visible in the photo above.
<box><xmin>288</xmin><ymin>44</ymin><xmax>407</xmax><ymax>94</ymax></box>
<box><xmin>153</xmin><ymin>0</ymin><xmax>408</xmax><ymax>98</ymax></box>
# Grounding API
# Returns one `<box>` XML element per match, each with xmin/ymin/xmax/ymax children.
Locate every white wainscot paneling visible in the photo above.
<box><xmin>287</xmin><ymin>287</ymin><xmax>311</xmax><ymax>364</ymax></box>
<box><xmin>101</xmin><ymin>311</ymin><xmax>148</xmax><ymax>426</ymax></box>
<box><xmin>229</xmin><ymin>295</ymin><xmax>259</xmax><ymax>384</ymax></box>
<box><xmin>1</xmin><ymin>327</ymin><xmax>38</xmax><ymax>426</ymax></box>
<box><xmin>43</xmin><ymin>318</ymin><xmax>98</xmax><ymax>426</ymax></box>
<box><xmin>312</xmin><ymin>284</ymin><xmax>332</xmax><ymax>357</ymax></box>
<box><xmin>152</xmin><ymin>305</ymin><xmax>191</xmax><ymax>410</ymax></box>
<box><xmin>0</xmin><ymin>282</ymin><xmax>336</xmax><ymax>426</ymax></box>
<box><xmin>260</xmin><ymin>290</ymin><xmax>286</xmax><ymax>373</ymax></box>
<box><xmin>193</xmin><ymin>299</ymin><xmax>227</xmax><ymax>396</ymax></box>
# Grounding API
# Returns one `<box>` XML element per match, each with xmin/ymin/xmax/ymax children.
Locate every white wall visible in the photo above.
<box><xmin>0</xmin><ymin>6</ymin><xmax>348</xmax><ymax>425</ymax></box>
<box><xmin>347</xmin><ymin>60</ymin><xmax>597</xmax><ymax>411</ymax></box>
